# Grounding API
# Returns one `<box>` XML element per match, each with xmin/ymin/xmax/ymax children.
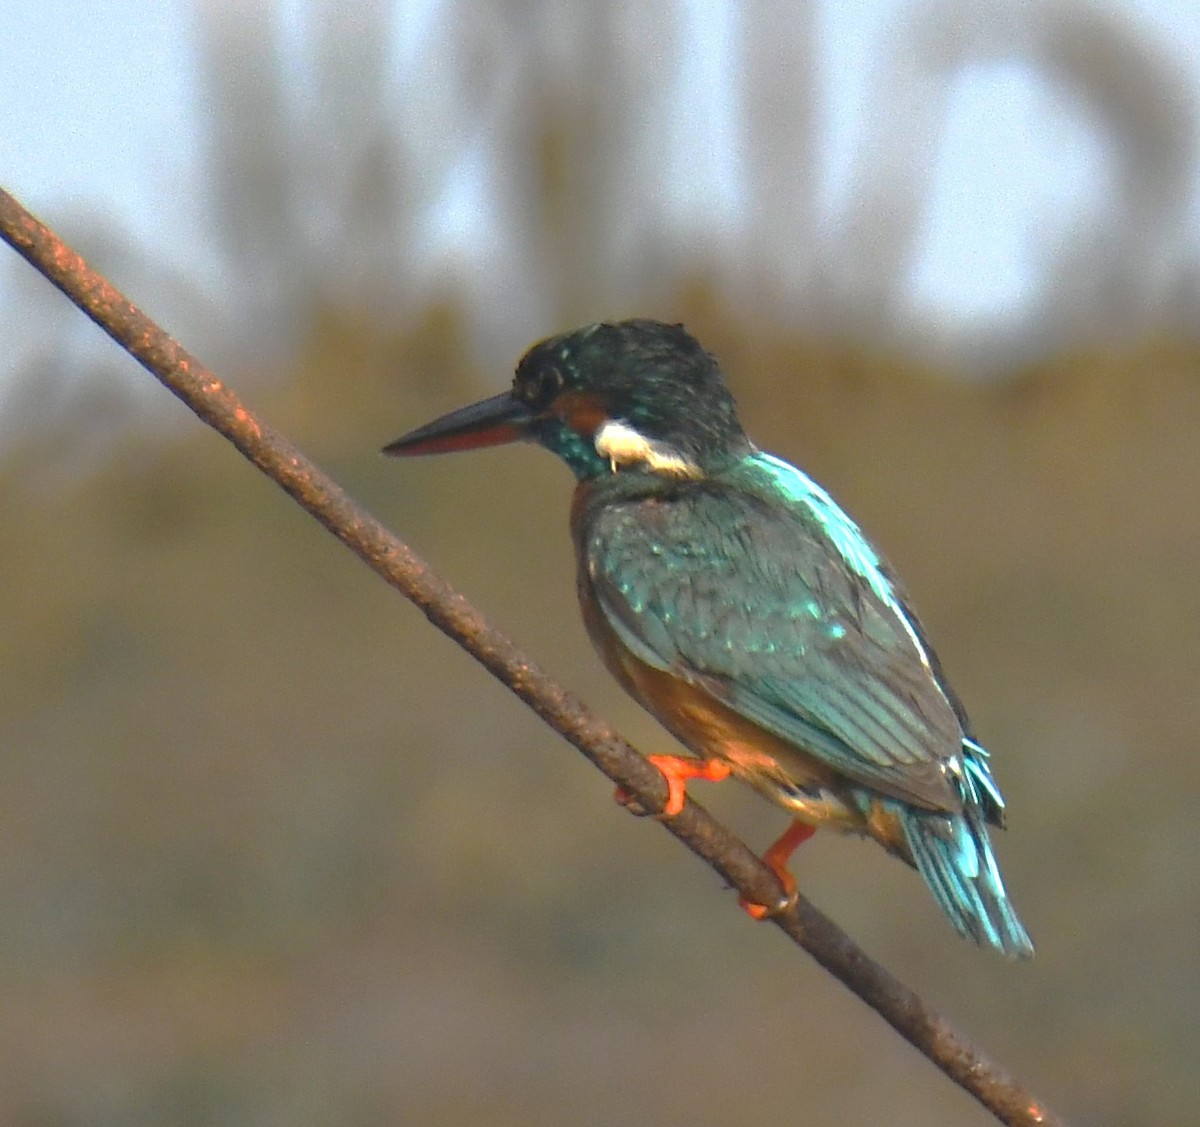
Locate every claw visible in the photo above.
<box><xmin>613</xmin><ymin>755</ymin><xmax>732</xmax><ymax>818</ymax></box>
<box><xmin>740</xmin><ymin>880</ymin><xmax>799</xmax><ymax>920</ymax></box>
<box><xmin>613</xmin><ymin>784</ymin><xmax>653</xmax><ymax>817</ymax></box>
<box><xmin>648</xmin><ymin>754</ymin><xmax>731</xmax><ymax>817</ymax></box>
<box><xmin>739</xmin><ymin>818</ymin><xmax>816</xmax><ymax>920</ymax></box>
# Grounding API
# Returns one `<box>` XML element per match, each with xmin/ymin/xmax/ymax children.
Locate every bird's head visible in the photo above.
<box><xmin>383</xmin><ymin>319</ymin><xmax>750</xmax><ymax>480</ymax></box>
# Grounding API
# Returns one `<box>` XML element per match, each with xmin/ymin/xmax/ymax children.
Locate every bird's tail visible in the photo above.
<box><xmin>898</xmin><ymin>804</ymin><xmax>1035</xmax><ymax>958</ymax></box>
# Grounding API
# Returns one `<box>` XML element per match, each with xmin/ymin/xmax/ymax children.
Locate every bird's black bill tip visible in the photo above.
<box><xmin>382</xmin><ymin>391</ymin><xmax>533</xmax><ymax>458</ymax></box>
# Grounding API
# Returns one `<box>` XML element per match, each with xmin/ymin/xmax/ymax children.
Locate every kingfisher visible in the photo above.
<box><xmin>383</xmin><ymin>319</ymin><xmax>1034</xmax><ymax>958</ymax></box>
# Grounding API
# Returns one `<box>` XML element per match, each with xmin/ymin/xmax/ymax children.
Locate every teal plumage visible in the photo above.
<box><xmin>385</xmin><ymin>319</ymin><xmax>1034</xmax><ymax>957</ymax></box>
<box><xmin>574</xmin><ymin>455</ymin><xmax>1031</xmax><ymax>956</ymax></box>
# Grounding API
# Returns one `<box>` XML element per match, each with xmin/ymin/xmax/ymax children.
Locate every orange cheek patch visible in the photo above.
<box><xmin>551</xmin><ymin>390</ymin><xmax>609</xmax><ymax>437</ymax></box>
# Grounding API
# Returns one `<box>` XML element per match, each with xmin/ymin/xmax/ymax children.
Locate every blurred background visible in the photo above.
<box><xmin>2</xmin><ymin>1</ymin><xmax>1199</xmax><ymax>1124</ymax></box>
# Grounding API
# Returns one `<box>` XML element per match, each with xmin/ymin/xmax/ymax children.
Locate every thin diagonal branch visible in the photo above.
<box><xmin>0</xmin><ymin>187</ymin><xmax>1063</xmax><ymax>1127</ymax></box>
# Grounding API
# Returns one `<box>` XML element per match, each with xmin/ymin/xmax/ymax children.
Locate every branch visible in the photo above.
<box><xmin>0</xmin><ymin>187</ymin><xmax>1064</xmax><ymax>1127</ymax></box>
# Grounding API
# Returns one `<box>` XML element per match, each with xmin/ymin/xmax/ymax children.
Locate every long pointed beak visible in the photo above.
<box><xmin>381</xmin><ymin>391</ymin><xmax>534</xmax><ymax>457</ymax></box>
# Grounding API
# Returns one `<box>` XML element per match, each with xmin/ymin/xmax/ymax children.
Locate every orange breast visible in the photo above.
<box><xmin>570</xmin><ymin>481</ymin><xmax>914</xmax><ymax>857</ymax></box>
<box><xmin>575</xmin><ymin>558</ymin><xmax>877</xmax><ymax>831</ymax></box>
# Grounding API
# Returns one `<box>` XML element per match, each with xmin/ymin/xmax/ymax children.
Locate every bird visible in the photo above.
<box><xmin>383</xmin><ymin>318</ymin><xmax>1034</xmax><ymax>958</ymax></box>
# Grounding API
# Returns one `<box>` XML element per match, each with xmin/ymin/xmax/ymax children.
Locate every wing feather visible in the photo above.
<box><xmin>581</xmin><ymin>471</ymin><xmax>964</xmax><ymax>812</ymax></box>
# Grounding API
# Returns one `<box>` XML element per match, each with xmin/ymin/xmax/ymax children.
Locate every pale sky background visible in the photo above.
<box><xmin>2</xmin><ymin>0</ymin><xmax>1199</xmax><ymax>376</ymax></box>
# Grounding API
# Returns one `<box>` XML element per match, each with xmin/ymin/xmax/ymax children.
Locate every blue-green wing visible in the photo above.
<box><xmin>581</xmin><ymin>471</ymin><xmax>964</xmax><ymax>812</ymax></box>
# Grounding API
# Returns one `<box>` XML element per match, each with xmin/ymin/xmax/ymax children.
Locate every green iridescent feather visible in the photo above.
<box><xmin>576</xmin><ymin>451</ymin><xmax>1032</xmax><ymax>957</ymax></box>
<box><xmin>386</xmin><ymin>317</ymin><xmax>1034</xmax><ymax>957</ymax></box>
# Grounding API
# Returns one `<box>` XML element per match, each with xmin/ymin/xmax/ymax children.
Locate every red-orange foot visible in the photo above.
<box><xmin>739</xmin><ymin>818</ymin><xmax>817</xmax><ymax>920</ymax></box>
<box><xmin>613</xmin><ymin>755</ymin><xmax>732</xmax><ymax>818</ymax></box>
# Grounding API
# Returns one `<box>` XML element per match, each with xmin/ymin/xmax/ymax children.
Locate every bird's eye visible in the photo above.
<box><xmin>519</xmin><ymin>365</ymin><xmax>565</xmax><ymax>409</ymax></box>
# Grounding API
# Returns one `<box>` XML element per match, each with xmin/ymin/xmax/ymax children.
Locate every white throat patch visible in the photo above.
<box><xmin>593</xmin><ymin>420</ymin><xmax>702</xmax><ymax>478</ymax></box>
